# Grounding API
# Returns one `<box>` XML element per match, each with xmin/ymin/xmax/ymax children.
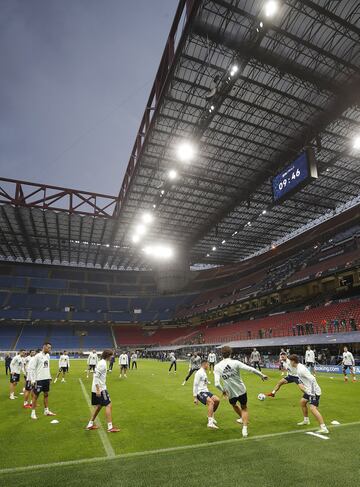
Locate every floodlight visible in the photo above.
<box><xmin>230</xmin><ymin>64</ymin><xmax>239</xmax><ymax>77</ymax></box>
<box><xmin>353</xmin><ymin>136</ymin><xmax>360</xmax><ymax>150</ymax></box>
<box><xmin>168</xmin><ymin>169</ymin><xmax>178</xmax><ymax>180</ymax></box>
<box><xmin>212</xmin><ymin>246</ymin><xmax>217</xmax><ymax>251</ymax></box>
<box><xmin>222</xmin><ymin>240</ymin><xmax>226</xmax><ymax>244</ymax></box>
<box><xmin>142</xmin><ymin>212</ymin><xmax>154</xmax><ymax>224</ymax></box>
<box><xmin>264</xmin><ymin>0</ymin><xmax>279</xmax><ymax>18</ymax></box>
<box><xmin>176</xmin><ymin>141</ymin><xmax>196</xmax><ymax>162</ymax></box>
<box><xmin>132</xmin><ymin>235</ymin><xmax>140</xmax><ymax>244</ymax></box>
<box><xmin>135</xmin><ymin>224</ymin><xmax>147</xmax><ymax>235</ymax></box>
<box><xmin>262</xmin><ymin>209</ymin><xmax>267</xmax><ymax>215</ymax></box>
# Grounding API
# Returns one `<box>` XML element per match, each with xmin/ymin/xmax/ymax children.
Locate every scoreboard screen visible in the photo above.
<box><xmin>272</xmin><ymin>148</ymin><xmax>318</xmax><ymax>203</ymax></box>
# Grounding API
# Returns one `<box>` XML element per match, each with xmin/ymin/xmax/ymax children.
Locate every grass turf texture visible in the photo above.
<box><xmin>0</xmin><ymin>359</ymin><xmax>359</xmax><ymax>486</ymax></box>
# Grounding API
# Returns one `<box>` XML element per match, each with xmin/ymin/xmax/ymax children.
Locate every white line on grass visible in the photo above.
<box><xmin>2</xmin><ymin>420</ymin><xmax>360</xmax><ymax>475</ymax></box>
<box><xmin>78</xmin><ymin>378</ymin><xmax>115</xmax><ymax>458</ymax></box>
<box><xmin>306</xmin><ymin>432</ymin><xmax>330</xmax><ymax>440</ymax></box>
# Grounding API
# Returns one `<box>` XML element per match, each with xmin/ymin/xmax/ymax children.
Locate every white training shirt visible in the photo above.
<box><xmin>305</xmin><ymin>350</ymin><xmax>315</xmax><ymax>363</ymax></box>
<box><xmin>208</xmin><ymin>352</ymin><xmax>216</xmax><ymax>363</ymax></box>
<box><xmin>23</xmin><ymin>355</ymin><xmax>31</xmax><ymax>376</ymax></box>
<box><xmin>119</xmin><ymin>353</ymin><xmax>129</xmax><ymax>366</ymax></box>
<box><xmin>28</xmin><ymin>352</ymin><xmax>51</xmax><ymax>381</ymax></box>
<box><xmin>342</xmin><ymin>351</ymin><xmax>355</xmax><ymax>366</ymax></box>
<box><xmin>283</xmin><ymin>358</ymin><xmax>299</xmax><ymax>377</ymax></box>
<box><xmin>169</xmin><ymin>352</ymin><xmax>176</xmax><ymax>362</ymax></box>
<box><xmin>296</xmin><ymin>363</ymin><xmax>321</xmax><ymax>396</ymax></box>
<box><xmin>193</xmin><ymin>367</ymin><xmax>210</xmax><ymax>397</ymax></box>
<box><xmin>87</xmin><ymin>352</ymin><xmax>98</xmax><ymax>365</ymax></box>
<box><xmin>59</xmin><ymin>354</ymin><xmax>70</xmax><ymax>368</ymax></box>
<box><xmin>10</xmin><ymin>354</ymin><xmax>23</xmax><ymax>375</ymax></box>
<box><xmin>131</xmin><ymin>353</ymin><xmax>137</xmax><ymax>361</ymax></box>
<box><xmin>92</xmin><ymin>358</ymin><xmax>107</xmax><ymax>393</ymax></box>
<box><xmin>214</xmin><ymin>358</ymin><xmax>264</xmax><ymax>399</ymax></box>
<box><xmin>250</xmin><ymin>350</ymin><xmax>261</xmax><ymax>362</ymax></box>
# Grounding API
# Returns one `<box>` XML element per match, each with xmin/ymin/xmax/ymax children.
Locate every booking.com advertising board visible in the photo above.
<box><xmin>265</xmin><ymin>363</ymin><xmax>360</xmax><ymax>374</ymax></box>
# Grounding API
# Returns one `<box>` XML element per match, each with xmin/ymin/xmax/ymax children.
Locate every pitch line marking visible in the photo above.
<box><xmin>78</xmin><ymin>378</ymin><xmax>115</xmax><ymax>458</ymax></box>
<box><xmin>2</xmin><ymin>420</ymin><xmax>360</xmax><ymax>475</ymax></box>
<box><xmin>306</xmin><ymin>431</ymin><xmax>330</xmax><ymax>440</ymax></box>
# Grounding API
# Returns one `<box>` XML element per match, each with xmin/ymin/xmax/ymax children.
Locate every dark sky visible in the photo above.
<box><xmin>0</xmin><ymin>0</ymin><xmax>179</xmax><ymax>195</ymax></box>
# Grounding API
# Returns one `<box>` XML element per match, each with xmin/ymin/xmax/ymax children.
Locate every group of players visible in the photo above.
<box><xmin>6</xmin><ymin>342</ymin><xmax>357</xmax><ymax>436</ymax></box>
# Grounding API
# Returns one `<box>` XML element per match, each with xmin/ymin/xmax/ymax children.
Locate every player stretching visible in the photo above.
<box><xmin>182</xmin><ymin>352</ymin><xmax>201</xmax><ymax>385</ymax></box>
<box><xmin>54</xmin><ymin>351</ymin><xmax>70</xmax><ymax>383</ymax></box>
<box><xmin>119</xmin><ymin>351</ymin><xmax>129</xmax><ymax>378</ymax></box>
<box><xmin>28</xmin><ymin>342</ymin><xmax>56</xmax><ymax>419</ymax></box>
<box><xmin>305</xmin><ymin>346</ymin><xmax>316</xmax><ymax>375</ymax></box>
<box><xmin>214</xmin><ymin>346</ymin><xmax>268</xmax><ymax>437</ymax></box>
<box><xmin>86</xmin><ymin>349</ymin><xmax>120</xmax><ymax>433</ymax></box>
<box><xmin>288</xmin><ymin>354</ymin><xmax>328</xmax><ymax>434</ymax></box>
<box><xmin>193</xmin><ymin>359</ymin><xmax>220</xmax><ymax>429</ymax></box>
<box><xmin>87</xmin><ymin>350</ymin><xmax>98</xmax><ymax>378</ymax></box>
<box><xmin>266</xmin><ymin>351</ymin><xmax>300</xmax><ymax>397</ymax></box>
<box><xmin>23</xmin><ymin>350</ymin><xmax>36</xmax><ymax>408</ymax></box>
<box><xmin>168</xmin><ymin>352</ymin><xmax>177</xmax><ymax>373</ymax></box>
<box><xmin>208</xmin><ymin>351</ymin><xmax>217</xmax><ymax>373</ymax></box>
<box><xmin>342</xmin><ymin>346</ymin><xmax>356</xmax><ymax>382</ymax></box>
<box><xmin>250</xmin><ymin>348</ymin><xmax>262</xmax><ymax>371</ymax></box>
<box><xmin>9</xmin><ymin>350</ymin><xmax>25</xmax><ymax>400</ymax></box>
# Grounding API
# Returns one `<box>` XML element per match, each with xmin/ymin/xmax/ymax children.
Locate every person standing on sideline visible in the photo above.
<box><xmin>28</xmin><ymin>342</ymin><xmax>56</xmax><ymax>419</ymax></box>
<box><xmin>342</xmin><ymin>346</ymin><xmax>356</xmax><ymax>382</ymax></box>
<box><xmin>182</xmin><ymin>352</ymin><xmax>201</xmax><ymax>385</ymax></box>
<box><xmin>119</xmin><ymin>351</ymin><xmax>129</xmax><ymax>378</ymax></box>
<box><xmin>54</xmin><ymin>351</ymin><xmax>70</xmax><ymax>383</ymax></box>
<box><xmin>208</xmin><ymin>351</ymin><xmax>217</xmax><ymax>373</ymax></box>
<box><xmin>250</xmin><ymin>348</ymin><xmax>262</xmax><ymax>371</ymax></box>
<box><xmin>5</xmin><ymin>354</ymin><xmax>12</xmax><ymax>375</ymax></box>
<box><xmin>168</xmin><ymin>352</ymin><xmax>177</xmax><ymax>373</ymax></box>
<box><xmin>86</xmin><ymin>349</ymin><xmax>120</xmax><ymax>433</ymax></box>
<box><xmin>9</xmin><ymin>350</ymin><xmax>25</xmax><ymax>400</ymax></box>
<box><xmin>305</xmin><ymin>346</ymin><xmax>316</xmax><ymax>375</ymax></box>
<box><xmin>131</xmin><ymin>351</ymin><xmax>138</xmax><ymax>370</ymax></box>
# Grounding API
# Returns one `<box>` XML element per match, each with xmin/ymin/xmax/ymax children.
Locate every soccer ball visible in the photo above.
<box><xmin>258</xmin><ymin>393</ymin><xmax>266</xmax><ymax>401</ymax></box>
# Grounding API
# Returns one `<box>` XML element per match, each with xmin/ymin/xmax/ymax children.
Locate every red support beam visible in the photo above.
<box><xmin>0</xmin><ymin>177</ymin><xmax>118</xmax><ymax>218</ymax></box>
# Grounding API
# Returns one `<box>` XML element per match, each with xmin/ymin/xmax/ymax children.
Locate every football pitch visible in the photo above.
<box><xmin>0</xmin><ymin>359</ymin><xmax>359</xmax><ymax>487</ymax></box>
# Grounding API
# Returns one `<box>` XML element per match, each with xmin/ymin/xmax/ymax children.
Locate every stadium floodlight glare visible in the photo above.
<box><xmin>212</xmin><ymin>246</ymin><xmax>217</xmax><ymax>251</ymax></box>
<box><xmin>247</xmin><ymin>221</ymin><xmax>252</xmax><ymax>226</ymax></box>
<box><xmin>168</xmin><ymin>169</ymin><xmax>178</xmax><ymax>180</ymax></box>
<box><xmin>176</xmin><ymin>141</ymin><xmax>196</xmax><ymax>162</ymax></box>
<box><xmin>353</xmin><ymin>136</ymin><xmax>360</xmax><ymax>150</ymax></box>
<box><xmin>230</xmin><ymin>64</ymin><xmax>239</xmax><ymax>77</ymax></box>
<box><xmin>206</xmin><ymin>253</ymin><xmax>210</xmax><ymax>257</ymax></box>
<box><xmin>142</xmin><ymin>244</ymin><xmax>174</xmax><ymax>259</ymax></box>
<box><xmin>264</xmin><ymin>0</ymin><xmax>279</xmax><ymax>17</ymax></box>
<box><xmin>262</xmin><ymin>209</ymin><xmax>267</xmax><ymax>215</ymax></box>
<box><xmin>142</xmin><ymin>212</ymin><xmax>154</xmax><ymax>224</ymax></box>
<box><xmin>135</xmin><ymin>224</ymin><xmax>147</xmax><ymax>235</ymax></box>
<box><xmin>222</xmin><ymin>240</ymin><xmax>226</xmax><ymax>244</ymax></box>
<box><xmin>132</xmin><ymin>234</ymin><xmax>140</xmax><ymax>244</ymax></box>
<box><xmin>232</xmin><ymin>231</ymin><xmax>238</xmax><ymax>236</ymax></box>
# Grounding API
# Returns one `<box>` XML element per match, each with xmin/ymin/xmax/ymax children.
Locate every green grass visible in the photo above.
<box><xmin>0</xmin><ymin>360</ymin><xmax>359</xmax><ymax>486</ymax></box>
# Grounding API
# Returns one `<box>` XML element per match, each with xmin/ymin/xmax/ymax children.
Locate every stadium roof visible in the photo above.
<box><xmin>1</xmin><ymin>0</ymin><xmax>360</xmax><ymax>269</ymax></box>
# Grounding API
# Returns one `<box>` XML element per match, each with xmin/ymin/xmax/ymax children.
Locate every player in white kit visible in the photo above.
<box><xmin>266</xmin><ymin>351</ymin><xmax>301</xmax><ymax>397</ymax></box>
<box><xmin>54</xmin><ymin>351</ymin><xmax>70</xmax><ymax>383</ymax></box>
<box><xmin>9</xmin><ymin>350</ymin><xmax>25</xmax><ymax>400</ymax></box>
<box><xmin>208</xmin><ymin>351</ymin><xmax>217</xmax><ymax>373</ymax></box>
<box><xmin>86</xmin><ymin>349</ymin><xmax>120</xmax><ymax>433</ymax></box>
<box><xmin>86</xmin><ymin>350</ymin><xmax>98</xmax><ymax>378</ymax></box>
<box><xmin>214</xmin><ymin>346</ymin><xmax>268</xmax><ymax>437</ymax></box>
<box><xmin>342</xmin><ymin>346</ymin><xmax>356</xmax><ymax>382</ymax></box>
<box><xmin>305</xmin><ymin>346</ymin><xmax>316</xmax><ymax>375</ymax></box>
<box><xmin>23</xmin><ymin>349</ymin><xmax>36</xmax><ymax>408</ymax></box>
<box><xmin>193</xmin><ymin>359</ymin><xmax>220</xmax><ymax>429</ymax></box>
<box><xmin>288</xmin><ymin>354</ymin><xmax>328</xmax><ymax>434</ymax></box>
<box><xmin>119</xmin><ymin>351</ymin><xmax>129</xmax><ymax>378</ymax></box>
<box><xmin>28</xmin><ymin>342</ymin><xmax>56</xmax><ymax>419</ymax></box>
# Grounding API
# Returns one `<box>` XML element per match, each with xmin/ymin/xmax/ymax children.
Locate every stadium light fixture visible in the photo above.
<box><xmin>229</xmin><ymin>64</ymin><xmax>239</xmax><ymax>77</ymax></box>
<box><xmin>262</xmin><ymin>209</ymin><xmax>267</xmax><ymax>215</ymax></box>
<box><xmin>168</xmin><ymin>169</ymin><xmax>178</xmax><ymax>180</ymax></box>
<box><xmin>222</xmin><ymin>240</ymin><xmax>226</xmax><ymax>244</ymax></box>
<box><xmin>206</xmin><ymin>253</ymin><xmax>210</xmax><ymax>257</ymax></box>
<box><xmin>176</xmin><ymin>141</ymin><xmax>196</xmax><ymax>163</ymax></box>
<box><xmin>142</xmin><ymin>244</ymin><xmax>174</xmax><ymax>259</ymax></box>
<box><xmin>232</xmin><ymin>231</ymin><xmax>238</xmax><ymax>236</ymax></box>
<box><xmin>132</xmin><ymin>235</ymin><xmax>140</xmax><ymax>244</ymax></box>
<box><xmin>264</xmin><ymin>0</ymin><xmax>279</xmax><ymax>18</ymax></box>
<box><xmin>247</xmin><ymin>221</ymin><xmax>252</xmax><ymax>226</ymax></box>
<box><xmin>142</xmin><ymin>212</ymin><xmax>154</xmax><ymax>224</ymax></box>
<box><xmin>212</xmin><ymin>246</ymin><xmax>217</xmax><ymax>251</ymax></box>
<box><xmin>135</xmin><ymin>224</ymin><xmax>147</xmax><ymax>235</ymax></box>
<box><xmin>353</xmin><ymin>136</ymin><xmax>360</xmax><ymax>150</ymax></box>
